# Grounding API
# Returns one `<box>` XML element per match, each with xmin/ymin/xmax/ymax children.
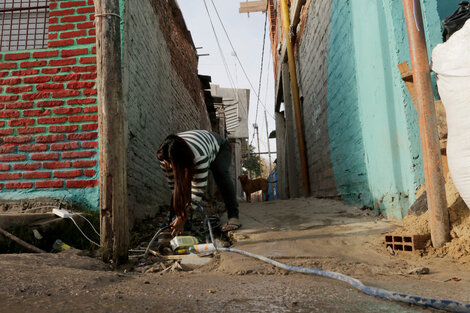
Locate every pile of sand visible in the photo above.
<box><xmin>394</xmin><ymin>197</ymin><xmax>470</xmax><ymax>263</ymax></box>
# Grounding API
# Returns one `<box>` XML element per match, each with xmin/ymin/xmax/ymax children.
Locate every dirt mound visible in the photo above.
<box><xmin>394</xmin><ymin>196</ymin><xmax>470</xmax><ymax>263</ymax></box>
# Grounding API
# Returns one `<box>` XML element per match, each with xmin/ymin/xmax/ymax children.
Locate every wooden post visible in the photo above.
<box><xmin>95</xmin><ymin>0</ymin><xmax>129</xmax><ymax>263</ymax></box>
<box><xmin>402</xmin><ymin>0</ymin><xmax>450</xmax><ymax>248</ymax></box>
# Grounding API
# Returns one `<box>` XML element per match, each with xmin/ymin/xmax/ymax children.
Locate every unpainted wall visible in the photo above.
<box><xmin>122</xmin><ymin>0</ymin><xmax>210</xmax><ymax>219</ymax></box>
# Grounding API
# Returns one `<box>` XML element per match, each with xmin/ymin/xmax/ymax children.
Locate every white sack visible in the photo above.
<box><xmin>432</xmin><ymin>19</ymin><xmax>470</xmax><ymax>207</ymax></box>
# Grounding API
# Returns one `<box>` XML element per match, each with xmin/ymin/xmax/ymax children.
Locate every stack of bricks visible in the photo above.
<box><xmin>0</xmin><ymin>0</ymin><xmax>98</xmax><ymax>191</ymax></box>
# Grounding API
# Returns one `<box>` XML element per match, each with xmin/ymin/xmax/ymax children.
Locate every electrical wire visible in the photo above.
<box><xmin>74</xmin><ymin>213</ymin><xmax>100</xmax><ymax>237</ymax></box>
<box><xmin>69</xmin><ymin>216</ymin><xmax>100</xmax><ymax>247</ymax></box>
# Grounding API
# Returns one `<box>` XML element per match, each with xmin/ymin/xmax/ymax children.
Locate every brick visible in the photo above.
<box><xmin>62</xmin><ymin>150</ymin><xmax>96</xmax><ymax>159</ymax></box>
<box><xmin>60</xmin><ymin>67</ymin><xmax>72</xmax><ymax>72</ymax></box>
<box><xmin>31</xmin><ymin>153</ymin><xmax>59</xmax><ymax>160</ymax></box>
<box><xmin>32</xmin><ymin>50</ymin><xmax>59</xmax><ymax>58</ymax></box>
<box><xmin>53</xmin><ymin>107</ymin><xmax>82</xmax><ymax>115</ymax></box>
<box><xmin>42</xmin><ymin>68</ymin><xmax>60</xmax><ymax>74</ymax></box>
<box><xmin>81</xmin><ymin>123</ymin><xmax>98</xmax><ymax>131</ymax></box>
<box><xmin>60</xmin><ymin>30</ymin><xmax>87</xmax><ymax>39</ymax></box>
<box><xmin>91</xmin><ymin>46</ymin><xmax>96</xmax><ymax>54</ymax></box>
<box><xmin>0</xmin><ymin>78</ymin><xmax>21</xmax><ymax>85</ymax></box>
<box><xmin>0</xmin><ymin>110</ymin><xmax>20</xmax><ymax>118</ymax></box>
<box><xmin>50</xmin><ymin>142</ymin><xmax>79</xmax><ymax>151</ymax></box>
<box><xmin>67</xmin><ymin>132</ymin><xmax>97</xmax><ymax>141</ymax></box>
<box><xmin>71</xmin><ymin>65</ymin><xmax>96</xmax><ymax>73</ymax></box>
<box><xmin>23</xmin><ymin>109</ymin><xmax>51</xmax><ymax>117</ymax></box>
<box><xmin>61</xmin><ymin>48</ymin><xmax>88</xmax><ymax>58</ymax></box>
<box><xmin>68</xmin><ymin>114</ymin><xmax>97</xmax><ymax>122</ymax></box>
<box><xmin>49</xmin><ymin>58</ymin><xmax>76</xmax><ymax>66</ymax></box>
<box><xmin>81</xmin><ymin>72</ymin><xmax>97</xmax><ymax>81</ymax></box>
<box><xmin>5</xmin><ymin>182</ymin><xmax>33</xmax><ymax>189</ymax></box>
<box><xmin>23</xmin><ymin>172</ymin><xmax>51</xmax><ymax>179</ymax></box>
<box><xmin>89</xmin><ymin>29</ymin><xmax>96</xmax><ymax>36</ymax></box>
<box><xmin>52</xmin><ymin>90</ymin><xmax>81</xmax><ymax>98</ymax></box>
<box><xmin>38</xmin><ymin>117</ymin><xmax>68</xmax><ymax>124</ymax></box>
<box><xmin>36</xmin><ymin>83</ymin><xmax>64</xmax><ymax>91</ymax></box>
<box><xmin>77</xmin><ymin>22</ymin><xmax>94</xmax><ymax>29</ymax></box>
<box><xmin>0</xmin><ymin>121</ymin><xmax>4</xmax><ymax>126</ymax></box>
<box><xmin>90</xmin><ymin>14</ymin><xmax>95</xmax><ymax>21</ymax></box>
<box><xmin>0</xmin><ymin>72</ymin><xmax>9</xmax><ymax>77</ymax></box>
<box><xmin>4</xmin><ymin>52</ymin><xmax>30</xmax><ymax>61</ymax></box>
<box><xmin>49</xmin><ymin>24</ymin><xmax>75</xmax><ymax>32</ymax></box>
<box><xmin>0</xmin><ymin>154</ymin><xmax>27</xmax><ymax>162</ymax></box>
<box><xmin>48</xmin><ymin>33</ymin><xmax>58</xmax><ymax>40</ymax></box>
<box><xmin>0</xmin><ymin>164</ymin><xmax>11</xmax><ymax>171</ymax></box>
<box><xmin>60</xmin><ymin>15</ymin><xmax>87</xmax><ymax>23</ymax></box>
<box><xmin>0</xmin><ymin>145</ymin><xmax>16</xmax><ymax>153</ymax></box>
<box><xmin>66</xmin><ymin>179</ymin><xmax>97</xmax><ymax>188</ymax></box>
<box><xmin>17</xmin><ymin>127</ymin><xmax>47</xmax><ymax>134</ymax></box>
<box><xmin>5</xmin><ymin>101</ymin><xmax>34</xmax><ymax>109</ymax></box>
<box><xmin>54</xmin><ymin>169</ymin><xmax>82</xmax><ymax>178</ymax></box>
<box><xmin>11</xmin><ymin>69</ymin><xmax>39</xmax><ymax>76</ymax></box>
<box><xmin>81</xmin><ymin>141</ymin><xmax>98</xmax><ymax>149</ymax></box>
<box><xmin>77</xmin><ymin>37</ymin><xmax>96</xmax><ymax>45</ymax></box>
<box><xmin>0</xmin><ymin>95</ymin><xmax>19</xmax><ymax>102</ymax></box>
<box><xmin>0</xmin><ymin>63</ymin><xmax>17</xmax><ymax>70</ymax></box>
<box><xmin>49</xmin><ymin>17</ymin><xmax>59</xmax><ymax>23</ymax></box>
<box><xmin>18</xmin><ymin>144</ymin><xmax>47</xmax><ymax>152</ymax></box>
<box><xmin>35</xmin><ymin>134</ymin><xmax>65</xmax><ymax>143</ymax></box>
<box><xmin>20</xmin><ymin>61</ymin><xmax>47</xmax><ymax>68</ymax></box>
<box><xmin>3</xmin><ymin>136</ymin><xmax>32</xmax><ymax>144</ymax></box>
<box><xmin>52</xmin><ymin>74</ymin><xmax>81</xmax><ymax>82</ymax></box>
<box><xmin>77</xmin><ymin>6</ymin><xmax>95</xmax><ymax>13</ymax></box>
<box><xmin>22</xmin><ymin>92</ymin><xmax>50</xmax><ymax>100</ymax></box>
<box><xmin>0</xmin><ymin>129</ymin><xmax>14</xmax><ymax>136</ymax></box>
<box><xmin>13</xmin><ymin>163</ymin><xmax>41</xmax><ymax>171</ymax></box>
<box><xmin>84</xmin><ymin>169</ymin><xmax>96</xmax><ymax>177</ymax></box>
<box><xmin>48</xmin><ymin>39</ymin><xmax>74</xmax><ymax>48</ymax></box>
<box><xmin>42</xmin><ymin>161</ymin><xmax>70</xmax><ymax>169</ymax></box>
<box><xmin>8</xmin><ymin>118</ymin><xmax>35</xmax><ymax>127</ymax></box>
<box><xmin>49</xmin><ymin>125</ymin><xmax>79</xmax><ymax>133</ymax></box>
<box><xmin>6</xmin><ymin>86</ymin><xmax>33</xmax><ymax>93</ymax></box>
<box><xmin>0</xmin><ymin>172</ymin><xmax>21</xmax><ymax>180</ymax></box>
<box><xmin>23</xmin><ymin>76</ymin><xmax>50</xmax><ymax>83</ymax></box>
<box><xmin>72</xmin><ymin>160</ymin><xmax>96</xmax><ymax>168</ymax></box>
<box><xmin>36</xmin><ymin>100</ymin><xmax>65</xmax><ymax>108</ymax></box>
<box><xmin>83</xmin><ymin>106</ymin><xmax>97</xmax><ymax>113</ymax></box>
<box><xmin>50</xmin><ymin>9</ymin><xmax>75</xmax><ymax>17</ymax></box>
<box><xmin>67</xmin><ymin>81</ymin><xmax>95</xmax><ymax>89</ymax></box>
<box><xmin>49</xmin><ymin>2</ymin><xmax>58</xmax><ymax>9</ymax></box>
<box><xmin>60</xmin><ymin>1</ymin><xmax>86</xmax><ymax>8</ymax></box>
<box><xmin>36</xmin><ymin>180</ymin><xmax>63</xmax><ymax>188</ymax></box>
<box><xmin>87</xmin><ymin>0</ymin><xmax>94</xmax><ymax>4</ymax></box>
<box><xmin>67</xmin><ymin>98</ymin><xmax>96</xmax><ymax>105</ymax></box>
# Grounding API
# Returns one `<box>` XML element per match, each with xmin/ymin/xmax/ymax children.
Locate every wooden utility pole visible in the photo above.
<box><xmin>402</xmin><ymin>0</ymin><xmax>450</xmax><ymax>248</ymax></box>
<box><xmin>95</xmin><ymin>0</ymin><xmax>129</xmax><ymax>264</ymax></box>
<box><xmin>239</xmin><ymin>0</ymin><xmax>268</xmax><ymax>14</ymax></box>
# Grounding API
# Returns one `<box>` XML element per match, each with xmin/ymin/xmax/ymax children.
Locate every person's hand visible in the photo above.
<box><xmin>170</xmin><ymin>216</ymin><xmax>186</xmax><ymax>236</ymax></box>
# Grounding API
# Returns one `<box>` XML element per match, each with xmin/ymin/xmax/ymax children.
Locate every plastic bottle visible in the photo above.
<box><xmin>190</xmin><ymin>243</ymin><xmax>215</xmax><ymax>254</ymax></box>
<box><xmin>53</xmin><ymin>239</ymin><xmax>72</xmax><ymax>251</ymax></box>
<box><xmin>170</xmin><ymin>236</ymin><xmax>199</xmax><ymax>250</ymax></box>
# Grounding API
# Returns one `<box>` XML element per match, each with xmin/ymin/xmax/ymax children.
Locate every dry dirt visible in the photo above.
<box><xmin>0</xmin><ymin>197</ymin><xmax>469</xmax><ymax>313</ymax></box>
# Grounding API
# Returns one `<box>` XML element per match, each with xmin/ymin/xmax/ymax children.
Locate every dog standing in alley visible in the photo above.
<box><xmin>238</xmin><ymin>175</ymin><xmax>270</xmax><ymax>202</ymax></box>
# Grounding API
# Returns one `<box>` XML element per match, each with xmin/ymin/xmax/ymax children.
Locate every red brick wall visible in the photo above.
<box><xmin>0</xmin><ymin>0</ymin><xmax>99</xmax><ymax>205</ymax></box>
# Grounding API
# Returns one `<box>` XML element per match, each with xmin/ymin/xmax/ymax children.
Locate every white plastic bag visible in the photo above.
<box><xmin>432</xmin><ymin>19</ymin><xmax>470</xmax><ymax>207</ymax></box>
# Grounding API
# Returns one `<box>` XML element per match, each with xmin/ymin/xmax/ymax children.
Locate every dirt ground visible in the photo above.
<box><xmin>1</xmin><ymin>198</ymin><xmax>469</xmax><ymax>312</ymax></box>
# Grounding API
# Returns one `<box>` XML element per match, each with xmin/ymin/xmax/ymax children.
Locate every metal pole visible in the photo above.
<box><xmin>95</xmin><ymin>0</ymin><xmax>129</xmax><ymax>263</ymax></box>
<box><xmin>279</xmin><ymin>0</ymin><xmax>310</xmax><ymax>196</ymax></box>
<box><xmin>254</xmin><ymin>123</ymin><xmax>262</xmax><ymax>177</ymax></box>
<box><xmin>402</xmin><ymin>0</ymin><xmax>450</xmax><ymax>248</ymax></box>
<box><xmin>264</xmin><ymin>111</ymin><xmax>272</xmax><ymax>173</ymax></box>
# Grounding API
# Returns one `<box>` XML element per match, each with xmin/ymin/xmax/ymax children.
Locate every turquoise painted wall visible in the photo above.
<box><xmin>436</xmin><ymin>0</ymin><xmax>462</xmax><ymax>21</ymax></box>
<box><xmin>327</xmin><ymin>0</ymin><xmax>445</xmax><ymax>218</ymax></box>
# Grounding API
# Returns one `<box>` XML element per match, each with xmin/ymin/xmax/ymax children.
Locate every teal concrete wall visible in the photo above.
<box><xmin>436</xmin><ymin>0</ymin><xmax>462</xmax><ymax>21</ymax></box>
<box><xmin>327</xmin><ymin>0</ymin><xmax>445</xmax><ymax>218</ymax></box>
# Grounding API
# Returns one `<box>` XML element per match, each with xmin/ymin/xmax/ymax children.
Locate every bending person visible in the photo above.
<box><xmin>157</xmin><ymin>130</ymin><xmax>240</xmax><ymax>236</ymax></box>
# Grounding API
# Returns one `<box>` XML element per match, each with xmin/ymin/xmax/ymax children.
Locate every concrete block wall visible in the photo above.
<box><xmin>0</xmin><ymin>0</ymin><xmax>99</xmax><ymax>209</ymax></box>
<box><xmin>122</xmin><ymin>0</ymin><xmax>210</xmax><ymax>219</ymax></box>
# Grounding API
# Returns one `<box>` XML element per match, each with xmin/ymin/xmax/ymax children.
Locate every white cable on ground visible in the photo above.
<box><xmin>69</xmin><ymin>216</ymin><xmax>100</xmax><ymax>247</ymax></box>
<box><xmin>74</xmin><ymin>214</ymin><xmax>100</xmax><ymax>237</ymax></box>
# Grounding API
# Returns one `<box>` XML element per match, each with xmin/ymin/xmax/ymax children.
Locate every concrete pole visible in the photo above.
<box><xmin>275</xmin><ymin>111</ymin><xmax>289</xmax><ymax>199</ymax></box>
<box><xmin>282</xmin><ymin>64</ymin><xmax>299</xmax><ymax>198</ymax></box>
<box><xmin>95</xmin><ymin>0</ymin><xmax>129</xmax><ymax>264</ymax></box>
<box><xmin>402</xmin><ymin>0</ymin><xmax>450</xmax><ymax>248</ymax></box>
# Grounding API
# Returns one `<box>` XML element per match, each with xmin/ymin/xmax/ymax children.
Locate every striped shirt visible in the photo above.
<box><xmin>160</xmin><ymin>130</ymin><xmax>222</xmax><ymax>209</ymax></box>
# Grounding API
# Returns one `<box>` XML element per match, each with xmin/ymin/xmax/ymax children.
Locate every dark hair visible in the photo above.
<box><xmin>157</xmin><ymin>135</ymin><xmax>195</xmax><ymax>219</ymax></box>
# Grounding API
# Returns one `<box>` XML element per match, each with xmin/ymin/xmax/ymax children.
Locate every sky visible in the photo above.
<box><xmin>178</xmin><ymin>0</ymin><xmax>277</xmax><ymax>164</ymax></box>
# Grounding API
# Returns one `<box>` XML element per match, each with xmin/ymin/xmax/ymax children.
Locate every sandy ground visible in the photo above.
<box><xmin>1</xmin><ymin>197</ymin><xmax>469</xmax><ymax>312</ymax></box>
